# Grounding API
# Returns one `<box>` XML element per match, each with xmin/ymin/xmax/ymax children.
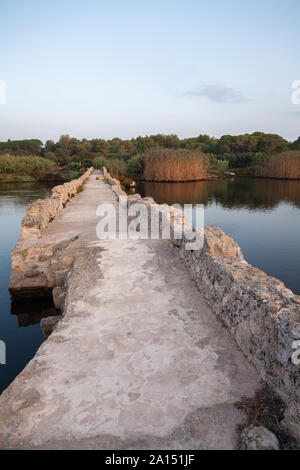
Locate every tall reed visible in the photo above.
<box><xmin>255</xmin><ymin>151</ymin><xmax>300</xmax><ymax>179</ymax></box>
<box><xmin>143</xmin><ymin>148</ymin><xmax>209</xmax><ymax>182</ymax></box>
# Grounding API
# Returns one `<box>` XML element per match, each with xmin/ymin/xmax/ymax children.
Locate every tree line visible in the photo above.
<box><xmin>1</xmin><ymin>132</ymin><xmax>299</xmax><ymax>163</ymax></box>
<box><xmin>1</xmin><ymin>133</ymin><xmax>300</xmax><ymax>181</ymax></box>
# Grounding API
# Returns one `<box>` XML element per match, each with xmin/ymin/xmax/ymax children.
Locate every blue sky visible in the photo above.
<box><xmin>0</xmin><ymin>0</ymin><xmax>299</xmax><ymax>142</ymax></box>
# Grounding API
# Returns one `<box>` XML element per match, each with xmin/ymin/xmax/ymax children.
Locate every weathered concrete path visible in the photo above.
<box><xmin>0</xmin><ymin>172</ymin><xmax>260</xmax><ymax>449</ymax></box>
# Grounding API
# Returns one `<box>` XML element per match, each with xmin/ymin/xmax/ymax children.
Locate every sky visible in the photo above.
<box><xmin>0</xmin><ymin>0</ymin><xmax>299</xmax><ymax>142</ymax></box>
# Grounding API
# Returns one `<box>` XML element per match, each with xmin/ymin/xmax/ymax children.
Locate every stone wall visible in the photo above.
<box><xmin>20</xmin><ymin>168</ymin><xmax>94</xmax><ymax>241</ymax></box>
<box><xmin>8</xmin><ymin>167</ymin><xmax>300</xmax><ymax>441</ymax></box>
<box><xmin>103</xmin><ymin>166</ymin><xmax>127</xmax><ymax>198</ymax></box>
<box><xmin>9</xmin><ymin>169</ymin><xmax>93</xmax><ymax>296</ymax></box>
<box><xmin>178</xmin><ymin>226</ymin><xmax>300</xmax><ymax>441</ymax></box>
<box><xmin>107</xmin><ymin>170</ymin><xmax>300</xmax><ymax>442</ymax></box>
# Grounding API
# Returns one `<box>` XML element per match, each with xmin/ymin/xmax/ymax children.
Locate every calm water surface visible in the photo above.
<box><xmin>0</xmin><ymin>182</ymin><xmax>54</xmax><ymax>394</ymax></box>
<box><xmin>137</xmin><ymin>177</ymin><xmax>300</xmax><ymax>295</ymax></box>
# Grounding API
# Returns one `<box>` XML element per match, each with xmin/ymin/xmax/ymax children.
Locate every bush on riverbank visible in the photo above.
<box><xmin>92</xmin><ymin>156</ymin><xmax>128</xmax><ymax>178</ymax></box>
<box><xmin>93</xmin><ymin>156</ymin><xmax>138</xmax><ymax>189</ymax></box>
<box><xmin>209</xmin><ymin>158</ymin><xmax>229</xmax><ymax>173</ymax></box>
<box><xmin>255</xmin><ymin>151</ymin><xmax>300</xmax><ymax>179</ymax></box>
<box><xmin>0</xmin><ymin>154</ymin><xmax>56</xmax><ymax>179</ymax></box>
<box><xmin>143</xmin><ymin>148</ymin><xmax>209</xmax><ymax>181</ymax></box>
<box><xmin>126</xmin><ymin>154</ymin><xmax>144</xmax><ymax>175</ymax></box>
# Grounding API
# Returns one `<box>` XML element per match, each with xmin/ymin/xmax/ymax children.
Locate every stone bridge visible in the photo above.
<box><xmin>0</xmin><ymin>170</ymin><xmax>299</xmax><ymax>449</ymax></box>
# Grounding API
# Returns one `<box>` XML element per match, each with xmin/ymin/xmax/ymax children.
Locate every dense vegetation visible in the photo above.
<box><xmin>143</xmin><ymin>148</ymin><xmax>209</xmax><ymax>181</ymax></box>
<box><xmin>255</xmin><ymin>151</ymin><xmax>300</xmax><ymax>179</ymax></box>
<box><xmin>0</xmin><ymin>154</ymin><xmax>56</xmax><ymax>182</ymax></box>
<box><xmin>0</xmin><ymin>132</ymin><xmax>300</xmax><ymax>181</ymax></box>
<box><xmin>0</xmin><ymin>139</ymin><xmax>43</xmax><ymax>156</ymax></box>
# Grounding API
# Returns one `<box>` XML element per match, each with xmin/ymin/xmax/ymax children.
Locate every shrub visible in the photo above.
<box><xmin>126</xmin><ymin>154</ymin><xmax>144</xmax><ymax>175</ymax></box>
<box><xmin>64</xmin><ymin>170</ymin><xmax>82</xmax><ymax>180</ymax></box>
<box><xmin>210</xmin><ymin>159</ymin><xmax>229</xmax><ymax>173</ymax></box>
<box><xmin>105</xmin><ymin>158</ymin><xmax>127</xmax><ymax>178</ymax></box>
<box><xmin>68</xmin><ymin>161</ymin><xmax>82</xmax><ymax>171</ymax></box>
<box><xmin>119</xmin><ymin>176</ymin><xmax>134</xmax><ymax>189</ymax></box>
<box><xmin>92</xmin><ymin>156</ymin><xmax>109</xmax><ymax>170</ymax></box>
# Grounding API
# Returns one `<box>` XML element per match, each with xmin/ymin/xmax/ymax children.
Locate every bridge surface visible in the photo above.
<box><xmin>0</xmin><ymin>172</ymin><xmax>260</xmax><ymax>449</ymax></box>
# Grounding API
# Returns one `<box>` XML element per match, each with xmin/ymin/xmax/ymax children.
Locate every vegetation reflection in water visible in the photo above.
<box><xmin>137</xmin><ymin>177</ymin><xmax>300</xmax><ymax>209</ymax></box>
<box><xmin>137</xmin><ymin>177</ymin><xmax>300</xmax><ymax>295</ymax></box>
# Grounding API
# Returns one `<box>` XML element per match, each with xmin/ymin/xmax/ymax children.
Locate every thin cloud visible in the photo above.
<box><xmin>184</xmin><ymin>85</ymin><xmax>250</xmax><ymax>103</ymax></box>
<box><xmin>282</xmin><ymin>111</ymin><xmax>300</xmax><ymax>118</ymax></box>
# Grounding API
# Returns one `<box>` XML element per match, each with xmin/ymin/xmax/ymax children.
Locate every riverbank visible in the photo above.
<box><xmin>236</xmin><ymin>171</ymin><xmax>300</xmax><ymax>180</ymax></box>
<box><xmin>0</xmin><ymin>171</ymin><xmax>75</xmax><ymax>184</ymax></box>
<box><xmin>0</xmin><ymin>154</ymin><xmax>90</xmax><ymax>183</ymax></box>
<box><xmin>140</xmin><ymin>173</ymin><xmax>234</xmax><ymax>183</ymax></box>
<box><xmin>0</xmin><ymin>174</ymin><xmax>37</xmax><ymax>183</ymax></box>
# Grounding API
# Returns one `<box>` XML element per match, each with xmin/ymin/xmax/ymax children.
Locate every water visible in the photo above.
<box><xmin>0</xmin><ymin>182</ymin><xmax>54</xmax><ymax>394</ymax></box>
<box><xmin>136</xmin><ymin>177</ymin><xmax>300</xmax><ymax>295</ymax></box>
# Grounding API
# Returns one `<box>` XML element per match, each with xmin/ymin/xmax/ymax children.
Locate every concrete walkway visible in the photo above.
<box><xmin>0</xmin><ymin>172</ymin><xmax>260</xmax><ymax>449</ymax></box>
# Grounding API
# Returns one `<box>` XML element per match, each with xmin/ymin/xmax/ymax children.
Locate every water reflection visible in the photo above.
<box><xmin>137</xmin><ymin>177</ymin><xmax>300</xmax><ymax>210</ymax></box>
<box><xmin>11</xmin><ymin>297</ymin><xmax>60</xmax><ymax>327</ymax></box>
<box><xmin>136</xmin><ymin>177</ymin><xmax>300</xmax><ymax>295</ymax></box>
<box><xmin>0</xmin><ymin>182</ymin><xmax>53</xmax><ymax>210</ymax></box>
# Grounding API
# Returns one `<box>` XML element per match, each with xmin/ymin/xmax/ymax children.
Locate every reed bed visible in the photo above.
<box><xmin>0</xmin><ymin>154</ymin><xmax>55</xmax><ymax>176</ymax></box>
<box><xmin>143</xmin><ymin>148</ymin><xmax>209</xmax><ymax>182</ymax></box>
<box><xmin>255</xmin><ymin>151</ymin><xmax>300</xmax><ymax>179</ymax></box>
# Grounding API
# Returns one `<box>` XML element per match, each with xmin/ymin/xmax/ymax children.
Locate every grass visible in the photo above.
<box><xmin>21</xmin><ymin>248</ymin><xmax>29</xmax><ymax>260</ymax></box>
<box><xmin>143</xmin><ymin>147</ymin><xmax>210</xmax><ymax>182</ymax></box>
<box><xmin>255</xmin><ymin>151</ymin><xmax>300</xmax><ymax>179</ymax></box>
<box><xmin>235</xmin><ymin>385</ymin><xmax>298</xmax><ymax>450</ymax></box>
<box><xmin>77</xmin><ymin>184</ymin><xmax>84</xmax><ymax>193</ymax></box>
<box><xmin>0</xmin><ymin>154</ymin><xmax>56</xmax><ymax>179</ymax></box>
